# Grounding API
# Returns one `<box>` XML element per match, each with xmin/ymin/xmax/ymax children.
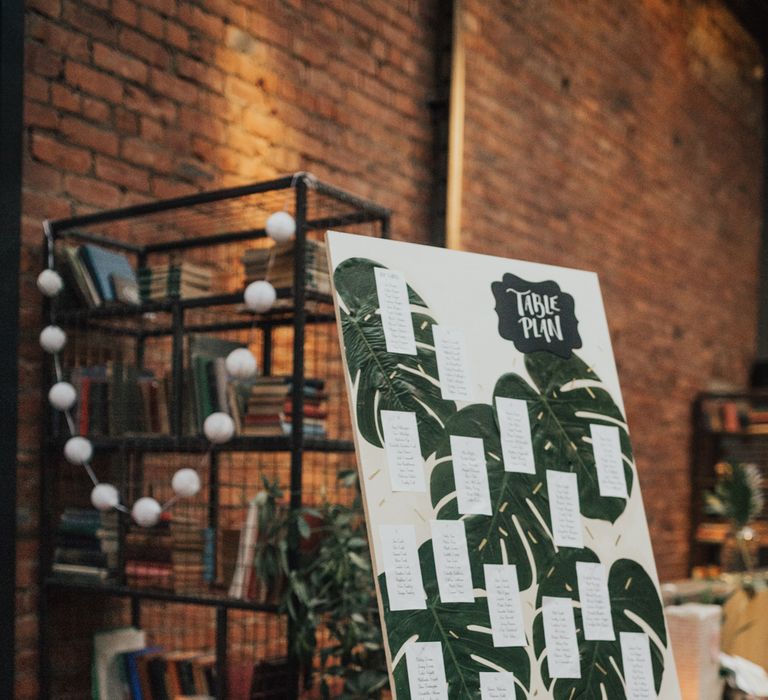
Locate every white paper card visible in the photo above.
<box><xmin>405</xmin><ymin>641</ymin><xmax>449</xmax><ymax>700</ymax></box>
<box><xmin>433</xmin><ymin>325</ymin><xmax>473</xmax><ymax>401</ymax></box>
<box><xmin>479</xmin><ymin>671</ymin><xmax>517</xmax><ymax>699</ymax></box>
<box><xmin>450</xmin><ymin>435</ymin><xmax>492</xmax><ymax>515</ymax></box>
<box><xmin>381</xmin><ymin>410</ymin><xmax>426</xmax><ymax>492</ymax></box>
<box><xmin>590</xmin><ymin>423</ymin><xmax>628</xmax><ymax>498</ymax></box>
<box><xmin>546</xmin><ymin>470</ymin><xmax>583</xmax><ymax>549</ymax></box>
<box><xmin>542</xmin><ymin>596</ymin><xmax>581</xmax><ymax>679</ymax></box>
<box><xmin>495</xmin><ymin>397</ymin><xmax>536</xmax><ymax>474</ymax></box>
<box><xmin>576</xmin><ymin>561</ymin><xmax>615</xmax><ymax>641</ymax></box>
<box><xmin>484</xmin><ymin>564</ymin><xmax>526</xmax><ymax>647</ymax></box>
<box><xmin>374</xmin><ymin>267</ymin><xmax>417</xmax><ymax>355</ymax></box>
<box><xmin>431</xmin><ymin>520</ymin><xmax>474</xmax><ymax>603</ymax></box>
<box><xmin>620</xmin><ymin>632</ymin><xmax>656</xmax><ymax>700</ymax></box>
<box><xmin>380</xmin><ymin>524</ymin><xmax>426</xmax><ymax>611</ymax></box>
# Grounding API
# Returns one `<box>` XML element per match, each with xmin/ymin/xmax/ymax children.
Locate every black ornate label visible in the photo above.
<box><xmin>491</xmin><ymin>273</ymin><xmax>582</xmax><ymax>358</ymax></box>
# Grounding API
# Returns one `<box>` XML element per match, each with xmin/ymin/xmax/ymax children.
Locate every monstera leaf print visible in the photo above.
<box><xmin>430</xmin><ymin>403</ymin><xmax>555</xmax><ymax>591</ymax></box>
<box><xmin>380</xmin><ymin>544</ymin><xmax>530</xmax><ymax>699</ymax></box>
<box><xmin>495</xmin><ymin>351</ymin><xmax>634</xmax><ymax>523</ymax></box>
<box><xmin>333</xmin><ymin>257</ymin><xmax>456</xmax><ymax>458</ymax></box>
<box><xmin>532</xmin><ymin>551</ymin><xmax>667</xmax><ymax>699</ymax></box>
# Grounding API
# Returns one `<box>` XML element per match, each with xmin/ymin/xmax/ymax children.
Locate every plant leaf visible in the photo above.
<box><xmin>532</xmin><ymin>551</ymin><xmax>667</xmax><ymax>699</ymax></box>
<box><xmin>333</xmin><ymin>257</ymin><xmax>456</xmax><ymax>457</ymax></box>
<box><xmin>380</xmin><ymin>543</ymin><xmax>529</xmax><ymax>699</ymax></box>
<box><xmin>430</xmin><ymin>402</ymin><xmax>555</xmax><ymax>591</ymax></box>
<box><xmin>496</xmin><ymin>351</ymin><xmax>634</xmax><ymax>523</ymax></box>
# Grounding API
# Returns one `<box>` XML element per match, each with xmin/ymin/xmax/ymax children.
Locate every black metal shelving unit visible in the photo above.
<box><xmin>38</xmin><ymin>174</ymin><xmax>389</xmax><ymax>699</ymax></box>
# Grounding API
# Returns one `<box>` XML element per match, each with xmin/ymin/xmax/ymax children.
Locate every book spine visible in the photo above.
<box><xmin>213</xmin><ymin>358</ymin><xmax>229</xmax><ymax>417</ymax></box>
<box><xmin>78</xmin><ymin>246</ymin><xmax>110</xmax><ymax>302</ymax></box>
<box><xmin>90</xmin><ymin>381</ymin><xmax>109</xmax><ymax>436</ymax></box>
<box><xmin>158</xmin><ymin>377</ymin><xmax>171</xmax><ymax>435</ymax></box>
<box><xmin>203</xmin><ymin>527</ymin><xmax>215</xmax><ymax>583</ymax></box>
<box><xmin>67</xmin><ymin>246</ymin><xmax>101</xmax><ymax>306</ymax></box>
<box><xmin>79</xmin><ymin>376</ymin><xmax>91</xmax><ymax>436</ymax></box>
<box><xmin>192</xmin><ymin>357</ymin><xmax>213</xmax><ymax>431</ymax></box>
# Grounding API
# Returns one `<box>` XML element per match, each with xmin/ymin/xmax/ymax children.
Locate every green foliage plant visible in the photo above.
<box><xmin>252</xmin><ymin>474</ymin><xmax>388</xmax><ymax>699</ymax></box>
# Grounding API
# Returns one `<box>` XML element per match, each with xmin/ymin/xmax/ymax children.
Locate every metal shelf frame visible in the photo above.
<box><xmin>38</xmin><ymin>174</ymin><xmax>390</xmax><ymax>700</ymax></box>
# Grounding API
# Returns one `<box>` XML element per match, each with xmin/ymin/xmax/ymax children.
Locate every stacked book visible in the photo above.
<box><xmin>284</xmin><ymin>379</ymin><xmax>327</xmax><ymax>439</ymax></box>
<box><xmin>64</xmin><ymin>363</ymin><xmax>170</xmax><ymax>437</ymax></box>
<box><xmin>242</xmin><ymin>239</ymin><xmax>330</xmax><ymax>296</ymax></box>
<box><xmin>170</xmin><ymin>517</ymin><xmax>206</xmax><ymax>593</ymax></box>
<box><xmin>125</xmin><ymin>517</ymin><xmax>173</xmax><ymax>590</ymax></box>
<box><xmin>186</xmin><ymin>334</ymin><xmax>252</xmax><ymax>436</ymax></box>
<box><xmin>57</xmin><ymin>244</ymin><xmax>139</xmax><ymax>308</ymax></box>
<box><xmin>138</xmin><ymin>260</ymin><xmax>214</xmax><ymax>301</ymax></box>
<box><xmin>118</xmin><ymin>652</ymin><xmax>290</xmax><ymax>700</ymax></box>
<box><xmin>110</xmin><ymin>642</ymin><xmax>287</xmax><ymax>700</ymax></box>
<box><xmin>227</xmin><ymin>498</ymin><xmax>260</xmax><ymax>599</ymax></box>
<box><xmin>112</xmin><ymin>643</ymin><xmax>217</xmax><ymax>700</ymax></box>
<box><xmin>52</xmin><ymin>508</ymin><xmax>118</xmax><ymax>582</ymax></box>
<box><xmin>747</xmin><ymin>408</ymin><xmax>768</xmax><ymax>434</ymax></box>
<box><xmin>242</xmin><ymin>376</ymin><xmax>327</xmax><ymax>438</ymax></box>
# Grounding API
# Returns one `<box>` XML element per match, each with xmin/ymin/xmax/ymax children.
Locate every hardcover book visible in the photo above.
<box><xmin>78</xmin><ymin>244</ymin><xmax>137</xmax><ymax>303</ymax></box>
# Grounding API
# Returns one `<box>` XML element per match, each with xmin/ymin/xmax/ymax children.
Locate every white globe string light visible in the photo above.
<box><xmin>39</xmin><ymin>257</ymin><xmax>212</xmax><ymax>528</ymax></box>
<box><xmin>37</xmin><ymin>269</ymin><xmax>64</xmax><ymax>297</ymax></box>
<box><xmin>265</xmin><ymin>211</ymin><xmax>296</xmax><ymax>243</ymax></box>
<box><xmin>91</xmin><ymin>483</ymin><xmax>120</xmax><ymax>511</ymax></box>
<box><xmin>244</xmin><ymin>280</ymin><xmax>276</xmax><ymax>313</ymax></box>
<box><xmin>64</xmin><ymin>436</ymin><xmax>93</xmax><ymax>465</ymax></box>
<box><xmin>225</xmin><ymin>348</ymin><xmax>258</xmax><ymax>380</ymax></box>
<box><xmin>172</xmin><ymin>468</ymin><xmax>201</xmax><ymax>498</ymax></box>
<box><xmin>40</xmin><ymin>325</ymin><xmax>67</xmax><ymax>354</ymax></box>
<box><xmin>203</xmin><ymin>412</ymin><xmax>235</xmax><ymax>444</ymax></box>
<box><xmin>131</xmin><ymin>497</ymin><xmax>162</xmax><ymax>528</ymax></box>
<box><xmin>49</xmin><ymin>381</ymin><xmax>77</xmax><ymax>411</ymax></box>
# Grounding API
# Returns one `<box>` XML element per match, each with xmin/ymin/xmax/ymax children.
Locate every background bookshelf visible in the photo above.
<box><xmin>690</xmin><ymin>390</ymin><xmax>768</xmax><ymax>575</ymax></box>
<box><xmin>39</xmin><ymin>174</ymin><xmax>390</xmax><ymax>699</ymax></box>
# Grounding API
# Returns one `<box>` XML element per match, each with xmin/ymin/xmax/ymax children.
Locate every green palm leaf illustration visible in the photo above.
<box><xmin>333</xmin><ymin>257</ymin><xmax>456</xmax><ymax>458</ymax></box>
<box><xmin>495</xmin><ymin>351</ymin><xmax>634</xmax><ymax>522</ymax></box>
<box><xmin>430</xmin><ymin>402</ymin><xmax>555</xmax><ymax>591</ymax></box>
<box><xmin>380</xmin><ymin>544</ymin><xmax>530</xmax><ymax>699</ymax></box>
<box><xmin>532</xmin><ymin>551</ymin><xmax>667</xmax><ymax>699</ymax></box>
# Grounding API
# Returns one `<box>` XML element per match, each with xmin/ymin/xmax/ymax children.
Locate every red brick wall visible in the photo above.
<box><xmin>460</xmin><ymin>0</ymin><xmax>763</xmax><ymax>581</ymax></box>
<box><xmin>18</xmin><ymin>0</ymin><xmax>763</xmax><ymax>695</ymax></box>
<box><xmin>19</xmin><ymin>1</ymin><xmax>436</xmax><ymax>696</ymax></box>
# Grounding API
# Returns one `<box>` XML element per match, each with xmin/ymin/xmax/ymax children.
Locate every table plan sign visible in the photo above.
<box><xmin>326</xmin><ymin>231</ymin><xmax>681</xmax><ymax>700</ymax></box>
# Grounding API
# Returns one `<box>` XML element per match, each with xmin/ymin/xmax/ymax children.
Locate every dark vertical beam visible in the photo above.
<box><xmin>722</xmin><ymin>3</ymin><xmax>768</xmax><ymax>360</ymax></box>
<box><xmin>758</xmin><ymin>63</ymin><xmax>768</xmax><ymax>359</ymax></box>
<box><xmin>208</xmin><ymin>450</ymin><xmax>219</xmax><ymax>577</ymax></box>
<box><xmin>286</xmin><ymin>177</ymin><xmax>307</xmax><ymax>700</ymax></box>
<box><xmin>427</xmin><ymin>1</ymin><xmax>454</xmax><ymax>247</ymax></box>
<box><xmin>445</xmin><ymin>0</ymin><xmax>466</xmax><ymax>250</ymax></box>
<box><xmin>170</xmin><ymin>303</ymin><xmax>185</xmax><ymax>435</ymax></box>
<box><xmin>130</xmin><ymin>595</ymin><xmax>141</xmax><ymax>628</ymax></box>
<box><xmin>215</xmin><ymin>606</ymin><xmax>228</xmax><ymax>700</ymax></box>
<box><xmin>0</xmin><ymin>0</ymin><xmax>23</xmax><ymax>697</ymax></box>
<box><xmin>261</xmin><ymin>322</ymin><xmax>273</xmax><ymax>376</ymax></box>
<box><xmin>289</xmin><ymin>178</ymin><xmax>307</xmax><ymax>520</ymax></box>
